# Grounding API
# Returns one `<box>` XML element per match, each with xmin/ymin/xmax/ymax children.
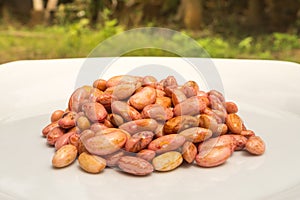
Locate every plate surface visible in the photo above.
<box><xmin>0</xmin><ymin>57</ymin><xmax>300</xmax><ymax>200</ymax></box>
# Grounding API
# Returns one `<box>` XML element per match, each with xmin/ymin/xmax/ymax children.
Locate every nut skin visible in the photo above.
<box><xmin>42</xmin><ymin>121</ymin><xmax>59</xmax><ymax>137</ymax></box>
<box><xmin>225</xmin><ymin>102</ymin><xmax>238</xmax><ymax>114</ymax></box>
<box><xmin>245</xmin><ymin>136</ymin><xmax>265</xmax><ymax>155</ymax></box>
<box><xmin>155</xmin><ymin>96</ymin><xmax>172</xmax><ymax>108</ymax></box>
<box><xmin>111</xmin><ymin>101</ymin><xmax>142</xmax><ymax>121</ymax></box>
<box><xmin>148</xmin><ymin>134</ymin><xmax>186</xmax><ymax>154</ymax></box>
<box><xmin>51</xmin><ymin>110</ymin><xmax>65</xmax><ymax>122</ymax></box>
<box><xmin>93</xmin><ymin>79</ymin><xmax>107</xmax><ymax>91</ymax></box>
<box><xmin>163</xmin><ymin>115</ymin><xmax>199</xmax><ymax>135</ymax></box>
<box><xmin>46</xmin><ymin>127</ymin><xmax>65</xmax><ymax>146</ymax></box>
<box><xmin>179</xmin><ymin>127</ymin><xmax>213</xmax><ymax>143</ymax></box>
<box><xmin>195</xmin><ymin>145</ymin><xmax>232</xmax><ymax>168</ymax></box>
<box><xmin>78</xmin><ymin>152</ymin><xmax>106</xmax><ymax>174</ymax></box>
<box><xmin>182</xmin><ymin>141</ymin><xmax>197</xmax><ymax>163</ymax></box>
<box><xmin>173</xmin><ymin>96</ymin><xmax>207</xmax><ymax>116</ymax></box>
<box><xmin>226</xmin><ymin>113</ymin><xmax>243</xmax><ymax>134</ymax></box>
<box><xmin>129</xmin><ymin>86</ymin><xmax>157</xmax><ymax>110</ymax></box>
<box><xmin>118</xmin><ymin>156</ymin><xmax>154</xmax><ymax>176</ymax></box>
<box><xmin>119</xmin><ymin>119</ymin><xmax>158</xmax><ymax>135</ymax></box>
<box><xmin>125</xmin><ymin>131</ymin><xmax>154</xmax><ymax>152</ymax></box>
<box><xmin>152</xmin><ymin>151</ymin><xmax>183</xmax><ymax>172</ymax></box>
<box><xmin>141</xmin><ymin>104</ymin><xmax>173</xmax><ymax>121</ymax></box>
<box><xmin>82</xmin><ymin>102</ymin><xmax>108</xmax><ymax>122</ymax></box>
<box><xmin>82</xmin><ymin>129</ymin><xmax>127</xmax><ymax>156</ymax></box>
<box><xmin>52</xmin><ymin>144</ymin><xmax>78</xmax><ymax>168</ymax></box>
<box><xmin>58</xmin><ymin>111</ymin><xmax>78</xmax><ymax>129</ymax></box>
<box><xmin>136</xmin><ymin>149</ymin><xmax>156</xmax><ymax>162</ymax></box>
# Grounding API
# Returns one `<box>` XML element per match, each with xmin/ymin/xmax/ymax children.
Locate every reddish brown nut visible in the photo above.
<box><xmin>125</xmin><ymin>131</ymin><xmax>154</xmax><ymax>152</ymax></box>
<box><xmin>225</xmin><ymin>102</ymin><xmax>238</xmax><ymax>114</ymax></box>
<box><xmin>68</xmin><ymin>133</ymin><xmax>80</xmax><ymax>148</ymax></box>
<box><xmin>231</xmin><ymin>134</ymin><xmax>248</xmax><ymax>151</ymax></box>
<box><xmin>68</xmin><ymin>86</ymin><xmax>91</xmax><ymax>112</ymax></box>
<box><xmin>245</xmin><ymin>136</ymin><xmax>265</xmax><ymax>155</ymax></box>
<box><xmin>163</xmin><ymin>115</ymin><xmax>199</xmax><ymax>135</ymax></box>
<box><xmin>93</xmin><ymin>79</ymin><xmax>107</xmax><ymax>91</ymax></box>
<box><xmin>46</xmin><ymin>127</ymin><xmax>65</xmax><ymax>146</ymax></box>
<box><xmin>111</xmin><ymin>101</ymin><xmax>142</xmax><ymax>121</ymax></box>
<box><xmin>181</xmin><ymin>81</ymin><xmax>199</xmax><ymax>98</ymax></box>
<box><xmin>142</xmin><ymin>76</ymin><xmax>157</xmax><ymax>87</ymax></box>
<box><xmin>162</xmin><ymin>76</ymin><xmax>178</xmax><ymax>88</ymax></box>
<box><xmin>182</xmin><ymin>141</ymin><xmax>197</xmax><ymax>163</ymax></box>
<box><xmin>141</xmin><ymin>104</ymin><xmax>173</xmax><ymax>121</ymax></box>
<box><xmin>112</xmin><ymin>83</ymin><xmax>137</xmax><ymax>100</ymax></box>
<box><xmin>90</xmin><ymin>123</ymin><xmax>108</xmax><ymax>132</ymax></box>
<box><xmin>58</xmin><ymin>111</ymin><xmax>78</xmax><ymax>129</ymax></box>
<box><xmin>195</xmin><ymin>145</ymin><xmax>232</xmax><ymax>168</ymax></box>
<box><xmin>171</xmin><ymin>88</ymin><xmax>187</xmax><ymax>106</ymax></box>
<box><xmin>199</xmin><ymin>114</ymin><xmax>219</xmax><ymax>133</ymax></box>
<box><xmin>118</xmin><ymin>156</ymin><xmax>154</xmax><ymax>176</ymax></box>
<box><xmin>119</xmin><ymin>119</ymin><xmax>158</xmax><ymax>135</ymax></box>
<box><xmin>52</xmin><ymin>144</ymin><xmax>78</xmax><ymax>168</ymax></box>
<box><xmin>173</xmin><ymin>96</ymin><xmax>207</xmax><ymax>116</ymax></box>
<box><xmin>136</xmin><ymin>149</ymin><xmax>156</xmax><ymax>162</ymax></box>
<box><xmin>42</xmin><ymin>121</ymin><xmax>59</xmax><ymax>137</ymax></box>
<box><xmin>155</xmin><ymin>89</ymin><xmax>166</xmax><ymax>98</ymax></box>
<box><xmin>129</xmin><ymin>86</ymin><xmax>156</xmax><ymax>110</ymax></box>
<box><xmin>106</xmin><ymin>75</ymin><xmax>140</xmax><ymax>88</ymax></box>
<box><xmin>179</xmin><ymin>127</ymin><xmax>213</xmax><ymax>143</ymax></box>
<box><xmin>226</xmin><ymin>113</ymin><xmax>243</xmax><ymax>134</ymax></box>
<box><xmin>55</xmin><ymin>131</ymin><xmax>76</xmax><ymax>150</ymax></box>
<box><xmin>208</xmin><ymin>90</ymin><xmax>225</xmax><ymax>102</ymax></box>
<box><xmin>241</xmin><ymin>130</ymin><xmax>255</xmax><ymax>138</ymax></box>
<box><xmin>148</xmin><ymin>134</ymin><xmax>186</xmax><ymax>154</ymax></box>
<box><xmin>155</xmin><ymin>96</ymin><xmax>172</xmax><ymax>108</ymax></box>
<box><xmin>50</xmin><ymin>110</ymin><xmax>64</xmax><ymax>122</ymax></box>
<box><xmin>82</xmin><ymin>102</ymin><xmax>107</xmax><ymax>122</ymax></box>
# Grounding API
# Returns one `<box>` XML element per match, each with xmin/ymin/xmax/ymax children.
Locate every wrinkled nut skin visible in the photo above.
<box><xmin>78</xmin><ymin>152</ymin><xmax>106</xmax><ymax>174</ymax></box>
<box><xmin>152</xmin><ymin>151</ymin><xmax>183</xmax><ymax>172</ymax></box>
<box><xmin>93</xmin><ymin>79</ymin><xmax>107</xmax><ymax>91</ymax></box>
<box><xmin>174</xmin><ymin>96</ymin><xmax>207</xmax><ymax>116</ymax></box>
<box><xmin>163</xmin><ymin>115</ymin><xmax>199</xmax><ymax>135</ymax></box>
<box><xmin>179</xmin><ymin>127</ymin><xmax>213</xmax><ymax>143</ymax></box>
<box><xmin>245</xmin><ymin>136</ymin><xmax>265</xmax><ymax>155</ymax></box>
<box><xmin>119</xmin><ymin>119</ymin><xmax>158</xmax><ymax>135</ymax></box>
<box><xmin>155</xmin><ymin>96</ymin><xmax>172</xmax><ymax>108</ymax></box>
<box><xmin>118</xmin><ymin>156</ymin><xmax>154</xmax><ymax>176</ymax></box>
<box><xmin>195</xmin><ymin>145</ymin><xmax>232</xmax><ymax>167</ymax></box>
<box><xmin>42</xmin><ymin>121</ymin><xmax>59</xmax><ymax>137</ymax></box>
<box><xmin>241</xmin><ymin>130</ymin><xmax>255</xmax><ymax>138</ymax></box>
<box><xmin>182</xmin><ymin>142</ymin><xmax>197</xmax><ymax>163</ymax></box>
<box><xmin>104</xmin><ymin>151</ymin><xmax>125</xmax><ymax>167</ymax></box>
<box><xmin>125</xmin><ymin>131</ymin><xmax>154</xmax><ymax>152</ymax></box>
<box><xmin>226</xmin><ymin>113</ymin><xmax>243</xmax><ymax>134</ymax></box>
<box><xmin>141</xmin><ymin>104</ymin><xmax>173</xmax><ymax>121</ymax></box>
<box><xmin>129</xmin><ymin>86</ymin><xmax>156</xmax><ymax>110</ymax></box>
<box><xmin>52</xmin><ymin>144</ymin><xmax>78</xmax><ymax>168</ymax></box>
<box><xmin>181</xmin><ymin>81</ymin><xmax>199</xmax><ymax>98</ymax></box>
<box><xmin>148</xmin><ymin>134</ymin><xmax>186</xmax><ymax>154</ymax></box>
<box><xmin>51</xmin><ymin>110</ymin><xmax>65</xmax><ymax>122</ymax></box>
<box><xmin>111</xmin><ymin>101</ymin><xmax>142</xmax><ymax>121</ymax></box>
<box><xmin>225</xmin><ymin>102</ymin><xmax>238</xmax><ymax>114</ymax></box>
<box><xmin>136</xmin><ymin>149</ymin><xmax>156</xmax><ymax>162</ymax></box>
<box><xmin>82</xmin><ymin>102</ymin><xmax>108</xmax><ymax>122</ymax></box>
<box><xmin>83</xmin><ymin>130</ymin><xmax>127</xmax><ymax>156</ymax></box>
<box><xmin>69</xmin><ymin>133</ymin><xmax>80</xmax><ymax>148</ymax></box>
<box><xmin>46</xmin><ymin>127</ymin><xmax>65</xmax><ymax>146</ymax></box>
<box><xmin>209</xmin><ymin>94</ymin><xmax>226</xmax><ymax>113</ymax></box>
<box><xmin>96</xmin><ymin>93</ymin><xmax>113</xmax><ymax>111</ymax></box>
<box><xmin>58</xmin><ymin>111</ymin><xmax>78</xmax><ymax>129</ymax></box>
<box><xmin>55</xmin><ymin>131</ymin><xmax>76</xmax><ymax>150</ymax></box>
<box><xmin>163</xmin><ymin>76</ymin><xmax>178</xmax><ymax>88</ymax></box>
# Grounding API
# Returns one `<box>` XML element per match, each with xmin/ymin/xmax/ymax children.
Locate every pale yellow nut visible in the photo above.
<box><xmin>52</xmin><ymin>144</ymin><xmax>77</xmax><ymax>168</ymax></box>
<box><xmin>78</xmin><ymin>152</ymin><xmax>106</xmax><ymax>173</ymax></box>
<box><xmin>152</xmin><ymin>151</ymin><xmax>183</xmax><ymax>172</ymax></box>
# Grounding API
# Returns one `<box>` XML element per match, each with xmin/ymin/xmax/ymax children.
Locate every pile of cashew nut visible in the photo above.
<box><xmin>42</xmin><ymin>75</ymin><xmax>265</xmax><ymax>176</ymax></box>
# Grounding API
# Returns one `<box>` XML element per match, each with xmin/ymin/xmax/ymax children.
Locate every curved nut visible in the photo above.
<box><xmin>163</xmin><ymin>115</ymin><xmax>199</xmax><ymax>135</ymax></box>
<box><xmin>141</xmin><ymin>104</ymin><xmax>173</xmax><ymax>121</ymax></box>
<box><xmin>129</xmin><ymin>86</ymin><xmax>156</xmax><ymax>110</ymax></box>
<box><xmin>152</xmin><ymin>151</ymin><xmax>183</xmax><ymax>172</ymax></box>
<box><xmin>226</xmin><ymin>113</ymin><xmax>243</xmax><ymax>134</ymax></box>
<box><xmin>179</xmin><ymin>127</ymin><xmax>213</xmax><ymax>143</ymax></box>
<box><xmin>136</xmin><ymin>149</ymin><xmax>156</xmax><ymax>162</ymax></box>
<box><xmin>195</xmin><ymin>145</ymin><xmax>232</xmax><ymax>167</ymax></box>
<box><xmin>46</xmin><ymin>127</ymin><xmax>65</xmax><ymax>146</ymax></box>
<box><xmin>82</xmin><ymin>102</ymin><xmax>108</xmax><ymax>122</ymax></box>
<box><xmin>148</xmin><ymin>134</ymin><xmax>186</xmax><ymax>154</ymax></box>
<box><xmin>174</xmin><ymin>96</ymin><xmax>207</xmax><ymax>116</ymax></box>
<box><xmin>182</xmin><ymin>141</ymin><xmax>197</xmax><ymax>163</ymax></box>
<box><xmin>78</xmin><ymin>152</ymin><xmax>106</xmax><ymax>174</ymax></box>
<box><xmin>118</xmin><ymin>156</ymin><xmax>154</xmax><ymax>176</ymax></box>
<box><xmin>125</xmin><ymin>131</ymin><xmax>154</xmax><ymax>152</ymax></box>
<box><xmin>245</xmin><ymin>136</ymin><xmax>265</xmax><ymax>155</ymax></box>
<box><xmin>111</xmin><ymin>101</ymin><xmax>142</xmax><ymax>121</ymax></box>
<box><xmin>58</xmin><ymin>111</ymin><xmax>78</xmax><ymax>129</ymax></box>
<box><xmin>119</xmin><ymin>119</ymin><xmax>158</xmax><ymax>135</ymax></box>
<box><xmin>52</xmin><ymin>144</ymin><xmax>77</xmax><ymax>168</ymax></box>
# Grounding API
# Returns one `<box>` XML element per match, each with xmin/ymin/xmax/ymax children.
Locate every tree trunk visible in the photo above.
<box><xmin>181</xmin><ymin>0</ymin><xmax>203</xmax><ymax>30</ymax></box>
<box><xmin>45</xmin><ymin>0</ymin><xmax>59</xmax><ymax>24</ymax></box>
<box><xmin>32</xmin><ymin>0</ymin><xmax>44</xmax><ymax>11</ymax></box>
<box><xmin>247</xmin><ymin>0</ymin><xmax>265</xmax><ymax>28</ymax></box>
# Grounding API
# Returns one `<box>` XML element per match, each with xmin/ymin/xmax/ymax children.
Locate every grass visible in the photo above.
<box><xmin>0</xmin><ymin>22</ymin><xmax>299</xmax><ymax>64</ymax></box>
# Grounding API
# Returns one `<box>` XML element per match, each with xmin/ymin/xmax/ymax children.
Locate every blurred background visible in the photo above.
<box><xmin>0</xmin><ymin>0</ymin><xmax>299</xmax><ymax>64</ymax></box>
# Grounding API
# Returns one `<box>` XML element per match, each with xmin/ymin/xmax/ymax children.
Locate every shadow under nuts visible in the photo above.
<box><xmin>42</xmin><ymin>75</ymin><xmax>266</xmax><ymax>176</ymax></box>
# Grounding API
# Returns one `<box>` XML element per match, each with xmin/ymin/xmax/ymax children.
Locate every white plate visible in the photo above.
<box><xmin>0</xmin><ymin>57</ymin><xmax>300</xmax><ymax>200</ymax></box>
